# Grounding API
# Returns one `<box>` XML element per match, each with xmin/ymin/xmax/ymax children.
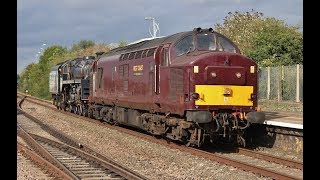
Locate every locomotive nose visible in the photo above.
<box><xmin>205</xmin><ymin>66</ymin><xmax>246</xmax><ymax>85</ymax></box>
<box><xmin>193</xmin><ymin>53</ymin><xmax>257</xmax><ymax>107</ymax></box>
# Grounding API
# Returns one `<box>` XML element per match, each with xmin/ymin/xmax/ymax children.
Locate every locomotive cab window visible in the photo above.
<box><xmin>197</xmin><ymin>33</ymin><xmax>216</xmax><ymax>51</ymax></box>
<box><xmin>217</xmin><ymin>35</ymin><xmax>237</xmax><ymax>53</ymax></box>
<box><xmin>174</xmin><ymin>35</ymin><xmax>194</xmax><ymax>57</ymax></box>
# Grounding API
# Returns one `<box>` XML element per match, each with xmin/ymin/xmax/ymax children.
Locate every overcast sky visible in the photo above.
<box><xmin>17</xmin><ymin>0</ymin><xmax>303</xmax><ymax>74</ymax></box>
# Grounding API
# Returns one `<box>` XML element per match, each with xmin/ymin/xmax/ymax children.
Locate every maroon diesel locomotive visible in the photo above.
<box><xmin>50</xmin><ymin>27</ymin><xmax>265</xmax><ymax>147</ymax></box>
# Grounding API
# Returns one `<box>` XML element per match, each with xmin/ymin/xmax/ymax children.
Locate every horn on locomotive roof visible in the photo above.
<box><xmin>193</xmin><ymin>27</ymin><xmax>214</xmax><ymax>33</ymax></box>
<box><xmin>194</xmin><ymin>27</ymin><xmax>202</xmax><ymax>32</ymax></box>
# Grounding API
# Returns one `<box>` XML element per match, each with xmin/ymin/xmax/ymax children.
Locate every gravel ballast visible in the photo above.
<box><xmin>20</xmin><ymin>100</ymin><xmax>294</xmax><ymax>179</ymax></box>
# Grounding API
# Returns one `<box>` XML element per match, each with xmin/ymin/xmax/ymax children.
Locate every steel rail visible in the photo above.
<box><xmin>238</xmin><ymin>147</ymin><xmax>302</xmax><ymax>170</ymax></box>
<box><xmin>17</xmin><ymin>142</ymin><xmax>72</xmax><ymax>179</ymax></box>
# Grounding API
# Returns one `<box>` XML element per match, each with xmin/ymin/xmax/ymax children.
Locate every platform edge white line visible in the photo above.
<box><xmin>264</xmin><ymin>121</ymin><xmax>303</xmax><ymax>129</ymax></box>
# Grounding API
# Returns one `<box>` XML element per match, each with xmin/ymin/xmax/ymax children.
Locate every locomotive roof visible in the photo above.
<box><xmin>102</xmin><ymin>31</ymin><xmax>189</xmax><ymax>57</ymax></box>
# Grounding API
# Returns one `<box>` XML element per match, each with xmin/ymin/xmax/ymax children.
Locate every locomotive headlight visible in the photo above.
<box><xmin>235</xmin><ymin>72</ymin><xmax>241</xmax><ymax>78</ymax></box>
<box><xmin>250</xmin><ymin>66</ymin><xmax>255</xmax><ymax>73</ymax></box>
<box><xmin>210</xmin><ymin>72</ymin><xmax>217</xmax><ymax>78</ymax></box>
<box><xmin>223</xmin><ymin>87</ymin><xmax>232</xmax><ymax>96</ymax></box>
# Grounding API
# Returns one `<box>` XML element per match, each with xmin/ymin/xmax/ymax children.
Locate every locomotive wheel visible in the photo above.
<box><xmin>61</xmin><ymin>104</ymin><xmax>66</xmax><ymax>111</ymax></box>
<box><xmin>69</xmin><ymin>105</ymin><xmax>74</xmax><ymax>113</ymax></box>
<box><xmin>83</xmin><ymin>109</ymin><xmax>88</xmax><ymax>117</ymax></box>
<box><xmin>77</xmin><ymin>105</ymin><xmax>83</xmax><ymax>116</ymax></box>
<box><xmin>74</xmin><ymin>106</ymin><xmax>77</xmax><ymax>114</ymax></box>
<box><xmin>74</xmin><ymin>106</ymin><xmax>78</xmax><ymax>114</ymax></box>
<box><xmin>88</xmin><ymin>107</ymin><xmax>94</xmax><ymax>119</ymax></box>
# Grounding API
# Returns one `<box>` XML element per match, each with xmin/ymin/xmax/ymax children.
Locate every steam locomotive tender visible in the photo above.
<box><xmin>50</xmin><ymin>28</ymin><xmax>265</xmax><ymax>147</ymax></box>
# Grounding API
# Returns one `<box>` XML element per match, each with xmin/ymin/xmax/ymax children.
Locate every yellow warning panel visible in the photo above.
<box><xmin>195</xmin><ymin>85</ymin><xmax>253</xmax><ymax>106</ymax></box>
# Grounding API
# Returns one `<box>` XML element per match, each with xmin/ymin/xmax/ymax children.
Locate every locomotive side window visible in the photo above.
<box><xmin>97</xmin><ymin>68</ymin><xmax>103</xmax><ymax>88</ymax></box>
<box><xmin>147</xmin><ymin>48</ymin><xmax>156</xmax><ymax>57</ymax></box>
<box><xmin>128</xmin><ymin>52</ymin><xmax>135</xmax><ymax>60</ymax></box>
<box><xmin>174</xmin><ymin>35</ymin><xmax>194</xmax><ymax>57</ymax></box>
<box><xmin>135</xmin><ymin>50</ymin><xmax>143</xmax><ymax>59</ymax></box>
<box><xmin>123</xmin><ymin>53</ymin><xmax>129</xmax><ymax>60</ymax></box>
<box><xmin>141</xmin><ymin>50</ymin><xmax>147</xmax><ymax>58</ymax></box>
<box><xmin>217</xmin><ymin>35</ymin><xmax>236</xmax><ymax>53</ymax></box>
<box><xmin>197</xmin><ymin>33</ymin><xmax>216</xmax><ymax>51</ymax></box>
<box><xmin>119</xmin><ymin>54</ymin><xmax>124</xmax><ymax>61</ymax></box>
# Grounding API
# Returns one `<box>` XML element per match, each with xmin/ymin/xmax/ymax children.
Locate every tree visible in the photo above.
<box><xmin>118</xmin><ymin>41</ymin><xmax>127</xmax><ymax>48</ymax></box>
<box><xmin>17</xmin><ymin>74</ymin><xmax>20</xmax><ymax>88</ymax></box>
<box><xmin>246</xmin><ymin>18</ymin><xmax>303</xmax><ymax>66</ymax></box>
<box><xmin>214</xmin><ymin>9</ymin><xmax>303</xmax><ymax>66</ymax></box>
<box><xmin>38</xmin><ymin>46</ymin><xmax>67</xmax><ymax>71</ymax></box>
<box><xmin>18</xmin><ymin>63</ymin><xmax>35</xmax><ymax>93</ymax></box>
<box><xmin>215</xmin><ymin>10</ymin><xmax>263</xmax><ymax>55</ymax></box>
<box><xmin>71</xmin><ymin>40</ymin><xmax>95</xmax><ymax>52</ymax></box>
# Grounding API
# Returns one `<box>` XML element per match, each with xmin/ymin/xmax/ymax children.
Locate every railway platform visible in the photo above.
<box><xmin>262</xmin><ymin>111</ymin><xmax>303</xmax><ymax>129</ymax></box>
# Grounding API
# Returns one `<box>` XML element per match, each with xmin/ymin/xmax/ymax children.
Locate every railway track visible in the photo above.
<box><xmin>17</xmin><ymin>96</ymin><xmax>147</xmax><ymax>180</ymax></box>
<box><xmin>200</xmin><ymin>145</ymin><xmax>302</xmax><ymax>170</ymax></box>
<box><xmin>18</xmin><ymin>93</ymin><xmax>303</xmax><ymax>179</ymax></box>
<box><xmin>17</xmin><ymin>141</ymin><xmax>69</xmax><ymax>179</ymax></box>
<box><xmin>18</xmin><ymin>126</ymin><xmax>135</xmax><ymax>179</ymax></box>
<box><xmin>236</xmin><ymin>147</ymin><xmax>302</xmax><ymax>170</ymax></box>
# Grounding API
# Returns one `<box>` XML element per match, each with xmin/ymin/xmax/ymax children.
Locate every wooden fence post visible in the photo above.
<box><xmin>296</xmin><ymin>64</ymin><xmax>300</xmax><ymax>102</ymax></box>
<box><xmin>267</xmin><ymin>66</ymin><xmax>270</xmax><ymax>100</ymax></box>
<box><xmin>277</xmin><ymin>66</ymin><xmax>282</xmax><ymax>102</ymax></box>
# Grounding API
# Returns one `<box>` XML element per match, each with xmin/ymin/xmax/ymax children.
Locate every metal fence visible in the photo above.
<box><xmin>258</xmin><ymin>64</ymin><xmax>303</xmax><ymax>102</ymax></box>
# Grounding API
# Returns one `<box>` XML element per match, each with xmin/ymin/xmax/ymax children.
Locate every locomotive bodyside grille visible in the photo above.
<box><xmin>169</xmin><ymin>68</ymin><xmax>184</xmax><ymax>102</ymax></box>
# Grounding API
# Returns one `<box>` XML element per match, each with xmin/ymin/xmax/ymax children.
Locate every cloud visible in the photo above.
<box><xmin>17</xmin><ymin>0</ymin><xmax>303</xmax><ymax>74</ymax></box>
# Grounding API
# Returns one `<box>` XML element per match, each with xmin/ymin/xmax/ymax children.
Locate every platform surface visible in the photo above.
<box><xmin>263</xmin><ymin>111</ymin><xmax>303</xmax><ymax>129</ymax></box>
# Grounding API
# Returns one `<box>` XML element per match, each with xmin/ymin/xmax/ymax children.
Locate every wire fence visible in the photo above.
<box><xmin>258</xmin><ymin>64</ymin><xmax>303</xmax><ymax>103</ymax></box>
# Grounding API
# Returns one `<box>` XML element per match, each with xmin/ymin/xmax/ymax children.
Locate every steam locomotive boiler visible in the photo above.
<box><xmin>49</xmin><ymin>55</ymin><xmax>96</xmax><ymax>115</ymax></box>
<box><xmin>86</xmin><ymin>27</ymin><xmax>265</xmax><ymax>147</ymax></box>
